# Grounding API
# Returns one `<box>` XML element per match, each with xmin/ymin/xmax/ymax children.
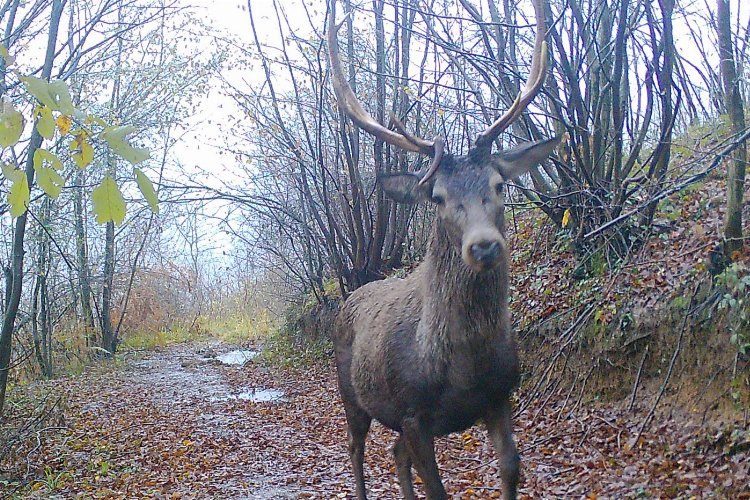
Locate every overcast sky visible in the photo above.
<box><xmin>166</xmin><ymin>0</ymin><xmax>750</xmax><ymax>264</ymax></box>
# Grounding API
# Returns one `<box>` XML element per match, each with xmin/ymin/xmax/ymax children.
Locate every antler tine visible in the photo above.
<box><xmin>327</xmin><ymin>2</ymin><xmax>435</xmax><ymax>157</ymax></box>
<box><xmin>474</xmin><ymin>0</ymin><xmax>549</xmax><ymax>150</ymax></box>
<box><xmin>418</xmin><ymin>136</ymin><xmax>445</xmax><ymax>185</ymax></box>
<box><xmin>389</xmin><ymin>112</ymin><xmax>444</xmax><ymax>185</ymax></box>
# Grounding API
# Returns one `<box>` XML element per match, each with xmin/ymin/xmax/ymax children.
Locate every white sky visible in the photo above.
<box><xmin>166</xmin><ymin>0</ymin><xmax>317</xmax><ymax>262</ymax></box>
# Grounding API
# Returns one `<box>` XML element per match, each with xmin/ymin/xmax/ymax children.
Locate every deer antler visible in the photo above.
<box><xmin>327</xmin><ymin>2</ymin><xmax>443</xmax><ymax>184</ymax></box>
<box><xmin>473</xmin><ymin>0</ymin><xmax>549</xmax><ymax>151</ymax></box>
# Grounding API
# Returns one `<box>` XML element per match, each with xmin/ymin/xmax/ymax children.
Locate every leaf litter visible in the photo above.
<box><xmin>2</xmin><ymin>342</ymin><xmax>747</xmax><ymax>499</ymax></box>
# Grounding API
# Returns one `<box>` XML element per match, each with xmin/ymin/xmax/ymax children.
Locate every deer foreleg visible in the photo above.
<box><xmin>402</xmin><ymin>416</ymin><xmax>448</xmax><ymax>500</ymax></box>
<box><xmin>486</xmin><ymin>400</ymin><xmax>519</xmax><ymax>500</ymax></box>
<box><xmin>393</xmin><ymin>434</ymin><xmax>416</xmax><ymax>500</ymax></box>
<box><xmin>344</xmin><ymin>403</ymin><xmax>371</xmax><ymax>500</ymax></box>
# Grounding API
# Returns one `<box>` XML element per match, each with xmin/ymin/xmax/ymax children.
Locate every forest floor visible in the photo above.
<box><xmin>2</xmin><ymin>341</ymin><xmax>748</xmax><ymax>499</ymax></box>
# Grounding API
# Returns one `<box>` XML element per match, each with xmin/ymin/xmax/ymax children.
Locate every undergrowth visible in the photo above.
<box><xmin>261</xmin><ymin>328</ymin><xmax>333</xmax><ymax>368</ymax></box>
<box><xmin>260</xmin><ymin>302</ymin><xmax>335</xmax><ymax>368</ymax></box>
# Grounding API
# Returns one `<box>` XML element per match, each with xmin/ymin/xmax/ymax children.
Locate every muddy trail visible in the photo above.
<box><xmin>6</xmin><ymin>342</ymin><xmax>748</xmax><ymax>499</ymax></box>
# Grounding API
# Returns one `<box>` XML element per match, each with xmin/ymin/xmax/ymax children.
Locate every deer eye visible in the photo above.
<box><xmin>494</xmin><ymin>182</ymin><xmax>504</xmax><ymax>196</ymax></box>
<box><xmin>431</xmin><ymin>194</ymin><xmax>445</xmax><ymax>205</ymax></box>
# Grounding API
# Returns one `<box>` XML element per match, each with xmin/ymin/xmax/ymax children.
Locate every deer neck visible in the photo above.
<box><xmin>418</xmin><ymin>221</ymin><xmax>509</xmax><ymax>349</ymax></box>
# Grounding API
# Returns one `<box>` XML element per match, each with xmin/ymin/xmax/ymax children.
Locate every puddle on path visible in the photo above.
<box><xmin>216</xmin><ymin>349</ymin><xmax>259</xmax><ymax>365</ymax></box>
<box><xmin>214</xmin><ymin>388</ymin><xmax>287</xmax><ymax>403</ymax></box>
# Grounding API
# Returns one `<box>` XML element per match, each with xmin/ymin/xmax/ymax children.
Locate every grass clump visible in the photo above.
<box><xmin>119</xmin><ymin>325</ymin><xmax>203</xmax><ymax>351</ymax></box>
<box><xmin>201</xmin><ymin>309</ymin><xmax>276</xmax><ymax>343</ymax></box>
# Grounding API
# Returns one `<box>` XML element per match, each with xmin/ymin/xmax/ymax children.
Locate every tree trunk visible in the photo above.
<box><xmin>32</xmin><ymin>198</ymin><xmax>53</xmax><ymax>377</ymax></box>
<box><xmin>718</xmin><ymin>0</ymin><xmax>747</xmax><ymax>255</ymax></box>
<box><xmin>640</xmin><ymin>0</ymin><xmax>676</xmax><ymax>228</ymax></box>
<box><xmin>100</xmin><ymin>219</ymin><xmax>116</xmax><ymax>355</ymax></box>
<box><xmin>74</xmin><ymin>167</ymin><xmax>96</xmax><ymax>343</ymax></box>
<box><xmin>100</xmin><ymin>0</ymin><xmax>123</xmax><ymax>356</ymax></box>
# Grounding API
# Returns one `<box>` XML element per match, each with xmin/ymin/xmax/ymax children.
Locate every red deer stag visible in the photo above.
<box><xmin>328</xmin><ymin>1</ymin><xmax>558</xmax><ymax>498</ymax></box>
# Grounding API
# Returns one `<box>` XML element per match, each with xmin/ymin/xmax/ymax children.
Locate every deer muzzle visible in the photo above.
<box><xmin>471</xmin><ymin>240</ymin><xmax>501</xmax><ymax>265</ymax></box>
<box><xmin>462</xmin><ymin>230</ymin><xmax>506</xmax><ymax>272</ymax></box>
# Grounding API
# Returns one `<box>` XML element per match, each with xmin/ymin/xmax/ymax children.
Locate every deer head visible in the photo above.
<box><xmin>327</xmin><ymin>0</ymin><xmax>559</xmax><ymax>273</ymax></box>
<box><xmin>379</xmin><ymin>140</ymin><xmax>558</xmax><ymax>272</ymax></box>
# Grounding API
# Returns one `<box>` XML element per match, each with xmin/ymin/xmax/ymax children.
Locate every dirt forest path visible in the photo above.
<box><xmin>18</xmin><ymin>342</ymin><xmax>749</xmax><ymax>499</ymax></box>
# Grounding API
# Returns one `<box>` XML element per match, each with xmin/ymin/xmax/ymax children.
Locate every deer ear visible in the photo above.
<box><xmin>493</xmin><ymin>135</ymin><xmax>561</xmax><ymax>180</ymax></box>
<box><xmin>378</xmin><ymin>173</ymin><xmax>432</xmax><ymax>204</ymax></box>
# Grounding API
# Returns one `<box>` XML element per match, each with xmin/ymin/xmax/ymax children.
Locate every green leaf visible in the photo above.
<box><xmin>0</xmin><ymin>44</ymin><xmax>15</xmax><ymax>66</ymax></box>
<box><xmin>92</xmin><ymin>176</ymin><xmax>126</xmax><ymax>225</ymax></box>
<box><xmin>2</xmin><ymin>163</ymin><xmax>23</xmax><ymax>182</ymax></box>
<box><xmin>33</xmin><ymin>148</ymin><xmax>63</xmax><ymax>170</ymax></box>
<box><xmin>70</xmin><ymin>134</ymin><xmax>94</xmax><ymax>169</ymax></box>
<box><xmin>33</xmin><ymin>149</ymin><xmax>64</xmax><ymax>198</ymax></box>
<box><xmin>48</xmin><ymin>80</ymin><xmax>75</xmax><ymax>115</ymax></box>
<box><xmin>35</xmin><ymin>165</ymin><xmax>64</xmax><ymax>198</ymax></box>
<box><xmin>20</xmin><ymin>76</ymin><xmax>56</xmax><ymax>108</ymax></box>
<box><xmin>20</xmin><ymin>77</ymin><xmax>76</xmax><ymax>114</ymax></box>
<box><xmin>2</xmin><ymin>164</ymin><xmax>29</xmax><ymax>216</ymax></box>
<box><xmin>101</xmin><ymin>126</ymin><xmax>150</xmax><ymax>165</ymax></box>
<box><xmin>0</xmin><ymin>102</ymin><xmax>24</xmax><ymax>147</ymax></box>
<box><xmin>84</xmin><ymin>114</ymin><xmax>107</xmax><ymax>127</ymax></box>
<box><xmin>34</xmin><ymin>106</ymin><xmax>55</xmax><ymax>139</ymax></box>
<box><xmin>134</xmin><ymin>168</ymin><xmax>159</xmax><ymax>214</ymax></box>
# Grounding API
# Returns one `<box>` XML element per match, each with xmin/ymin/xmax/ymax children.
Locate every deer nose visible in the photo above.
<box><xmin>470</xmin><ymin>240</ymin><xmax>501</xmax><ymax>266</ymax></box>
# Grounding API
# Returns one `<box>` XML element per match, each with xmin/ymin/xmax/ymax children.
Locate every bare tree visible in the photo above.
<box><xmin>0</xmin><ymin>0</ymin><xmax>65</xmax><ymax>415</ymax></box>
<box><xmin>717</xmin><ymin>0</ymin><xmax>747</xmax><ymax>255</ymax></box>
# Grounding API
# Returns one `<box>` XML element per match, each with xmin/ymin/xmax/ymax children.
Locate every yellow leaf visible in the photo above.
<box><xmin>562</xmin><ymin>208</ymin><xmax>571</xmax><ymax>228</ymax></box>
<box><xmin>34</xmin><ymin>106</ymin><xmax>55</xmax><ymax>139</ymax></box>
<box><xmin>3</xmin><ymin>164</ymin><xmax>29</xmax><ymax>217</ymax></box>
<box><xmin>92</xmin><ymin>176</ymin><xmax>126</xmax><ymax>225</ymax></box>
<box><xmin>56</xmin><ymin>115</ymin><xmax>72</xmax><ymax>136</ymax></box>
<box><xmin>0</xmin><ymin>101</ymin><xmax>24</xmax><ymax>147</ymax></box>
<box><xmin>70</xmin><ymin>134</ymin><xmax>94</xmax><ymax>168</ymax></box>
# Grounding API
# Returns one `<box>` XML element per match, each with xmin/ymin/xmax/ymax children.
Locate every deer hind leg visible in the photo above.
<box><xmin>401</xmin><ymin>416</ymin><xmax>448</xmax><ymax>500</ymax></box>
<box><xmin>486</xmin><ymin>400</ymin><xmax>520</xmax><ymax>500</ymax></box>
<box><xmin>343</xmin><ymin>402</ymin><xmax>372</xmax><ymax>500</ymax></box>
<box><xmin>393</xmin><ymin>434</ymin><xmax>415</xmax><ymax>500</ymax></box>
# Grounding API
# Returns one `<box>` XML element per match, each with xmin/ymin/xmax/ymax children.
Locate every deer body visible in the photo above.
<box><xmin>326</xmin><ymin>2</ymin><xmax>556</xmax><ymax>497</ymax></box>
<box><xmin>332</xmin><ymin>148</ymin><xmax>560</xmax><ymax>500</ymax></box>
<box><xmin>336</xmin><ymin>227</ymin><xmax>519</xmax><ymax>438</ymax></box>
